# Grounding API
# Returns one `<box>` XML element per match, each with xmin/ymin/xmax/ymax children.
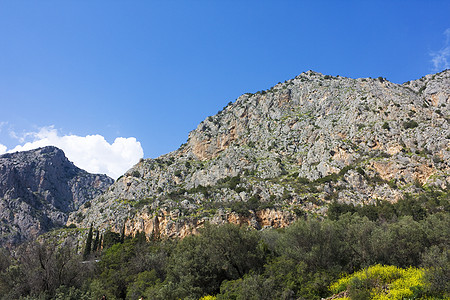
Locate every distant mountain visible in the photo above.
<box><xmin>0</xmin><ymin>146</ymin><xmax>113</xmax><ymax>247</ymax></box>
<box><xmin>69</xmin><ymin>70</ymin><xmax>450</xmax><ymax>238</ymax></box>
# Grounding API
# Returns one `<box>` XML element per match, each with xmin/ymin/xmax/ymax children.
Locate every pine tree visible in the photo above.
<box><xmin>92</xmin><ymin>230</ymin><xmax>99</xmax><ymax>254</ymax></box>
<box><xmin>83</xmin><ymin>224</ymin><xmax>93</xmax><ymax>260</ymax></box>
<box><xmin>98</xmin><ymin>234</ymin><xmax>103</xmax><ymax>251</ymax></box>
<box><xmin>120</xmin><ymin>223</ymin><xmax>126</xmax><ymax>243</ymax></box>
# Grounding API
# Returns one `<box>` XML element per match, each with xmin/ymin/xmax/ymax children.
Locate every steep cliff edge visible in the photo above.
<box><xmin>68</xmin><ymin>70</ymin><xmax>450</xmax><ymax>238</ymax></box>
<box><xmin>0</xmin><ymin>146</ymin><xmax>113</xmax><ymax>247</ymax></box>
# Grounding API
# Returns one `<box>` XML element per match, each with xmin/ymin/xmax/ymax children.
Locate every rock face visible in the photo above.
<box><xmin>0</xmin><ymin>146</ymin><xmax>113</xmax><ymax>247</ymax></box>
<box><xmin>68</xmin><ymin>70</ymin><xmax>450</xmax><ymax>239</ymax></box>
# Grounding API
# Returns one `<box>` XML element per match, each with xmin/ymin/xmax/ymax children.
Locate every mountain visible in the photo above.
<box><xmin>68</xmin><ymin>70</ymin><xmax>450</xmax><ymax>238</ymax></box>
<box><xmin>0</xmin><ymin>146</ymin><xmax>113</xmax><ymax>247</ymax></box>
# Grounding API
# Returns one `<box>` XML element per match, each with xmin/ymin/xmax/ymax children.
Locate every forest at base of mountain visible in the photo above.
<box><xmin>0</xmin><ymin>190</ymin><xmax>448</xmax><ymax>300</ymax></box>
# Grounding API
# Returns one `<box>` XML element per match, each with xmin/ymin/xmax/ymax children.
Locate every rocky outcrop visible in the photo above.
<box><xmin>0</xmin><ymin>146</ymin><xmax>113</xmax><ymax>247</ymax></box>
<box><xmin>68</xmin><ymin>70</ymin><xmax>450</xmax><ymax>239</ymax></box>
<box><xmin>74</xmin><ymin>207</ymin><xmax>297</xmax><ymax>240</ymax></box>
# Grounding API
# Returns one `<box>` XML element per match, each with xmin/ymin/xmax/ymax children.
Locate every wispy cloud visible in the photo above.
<box><xmin>0</xmin><ymin>122</ymin><xmax>7</xmax><ymax>133</ymax></box>
<box><xmin>430</xmin><ymin>28</ymin><xmax>450</xmax><ymax>72</ymax></box>
<box><xmin>5</xmin><ymin>126</ymin><xmax>144</xmax><ymax>179</ymax></box>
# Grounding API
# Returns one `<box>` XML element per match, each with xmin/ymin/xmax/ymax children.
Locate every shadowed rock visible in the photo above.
<box><xmin>0</xmin><ymin>146</ymin><xmax>113</xmax><ymax>247</ymax></box>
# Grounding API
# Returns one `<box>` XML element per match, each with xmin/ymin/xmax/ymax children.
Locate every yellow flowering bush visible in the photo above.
<box><xmin>330</xmin><ymin>264</ymin><xmax>427</xmax><ymax>299</ymax></box>
<box><xmin>199</xmin><ymin>295</ymin><xmax>217</xmax><ymax>300</ymax></box>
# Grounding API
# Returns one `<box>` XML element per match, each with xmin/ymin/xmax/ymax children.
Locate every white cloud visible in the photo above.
<box><xmin>8</xmin><ymin>126</ymin><xmax>144</xmax><ymax>179</ymax></box>
<box><xmin>0</xmin><ymin>144</ymin><xmax>6</xmax><ymax>155</ymax></box>
<box><xmin>430</xmin><ymin>28</ymin><xmax>450</xmax><ymax>72</ymax></box>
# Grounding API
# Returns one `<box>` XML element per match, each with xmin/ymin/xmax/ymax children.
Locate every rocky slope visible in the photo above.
<box><xmin>0</xmin><ymin>146</ymin><xmax>113</xmax><ymax>247</ymax></box>
<box><xmin>68</xmin><ymin>70</ymin><xmax>450</xmax><ymax>238</ymax></box>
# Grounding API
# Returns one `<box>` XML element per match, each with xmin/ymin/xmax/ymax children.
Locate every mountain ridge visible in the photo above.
<box><xmin>0</xmin><ymin>146</ymin><xmax>113</xmax><ymax>247</ymax></box>
<box><xmin>68</xmin><ymin>70</ymin><xmax>450</xmax><ymax>238</ymax></box>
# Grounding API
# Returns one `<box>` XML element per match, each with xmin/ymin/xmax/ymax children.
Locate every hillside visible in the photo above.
<box><xmin>68</xmin><ymin>70</ymin><xmax>450</xmax><ymax>238</ymax></box>
<box><xmin>0</xmin><ymin>146</ymin><xmax>113</xmax><ymax>247</ymax></box>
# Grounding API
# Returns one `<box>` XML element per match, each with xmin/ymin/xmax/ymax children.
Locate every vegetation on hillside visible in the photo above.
<box><xmin>330</xmin><ymin>264</ymin><xmax>428</xmax><ymax>299</ymax></box>
<box><xmin>0</xmin><ymin>193</ymin><xmax>448</xmax><ymax>299</ymax></box>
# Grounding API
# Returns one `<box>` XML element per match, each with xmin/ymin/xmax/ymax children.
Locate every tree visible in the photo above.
<box><xmin>102</xmin><ymin>230</ymin><xmax>121</xmax><ymax>249</ymax></box>
<box><xmin>83</xmin><ymin>224</ymin><xmax>93</xmax><ymax>260</ymax></box>
<box><xmin>92</xmin><ymin>234</ymin><xmax>170</xmax><ymax>299</ymax></box>
<box><xmin>120</xmin><ymin>223</ymin><xmax>126</xmax><ymax>243</ymax></box>
<box><xmin>166</xmin><ymin>224</ymin><xmax>265</xmax><ymax>298</ymax></box>
<box><xmin>421</xmin><ymin>246</ymin><xmax>450</xmax><ymax>297</ymax></box>
<box><xmin>217</xmin><ymin>274</ymin><xmax>276</xmax><ymax>300</ymax></box>
<box><xmin>92</xmin><ymin>230</ymin><xmax>99</xmax><ymax>255</ymax></box>
<box><xmin>2</xmin><ymin>240</ymin><xmax>90</xmax><ymax>299</ymax></box>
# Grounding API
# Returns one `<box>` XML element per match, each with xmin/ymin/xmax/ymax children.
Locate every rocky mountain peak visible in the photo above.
<box><xmin>69</xmin><ymin>70</ymin><xmax>449</xmax><ymax>240</ymax></box>
<box><xmin>0</xmin><ymin>146</ymin><xmax>114</xmax><ymax>247</ymax></box>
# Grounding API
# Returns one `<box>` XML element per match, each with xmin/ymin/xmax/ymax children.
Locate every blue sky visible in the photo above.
<box><xmin>0</xmin><ymin>1</ymin><xmax>449</xmax><ymax>177</ymax></box>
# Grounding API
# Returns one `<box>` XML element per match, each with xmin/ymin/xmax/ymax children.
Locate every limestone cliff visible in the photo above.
<box><xmin>68</xmin><ymin>70</ymin><xmax>450</xmax><ymax>238</ymax></box>
<box><xmin>0</xmin><ymin>146</ymin><xmax>113</xmax><ymax>247</ymax></box>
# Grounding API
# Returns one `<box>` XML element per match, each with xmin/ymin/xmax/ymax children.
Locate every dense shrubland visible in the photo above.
<box><xmin>0</xmin><ymin>194</ymin><xmax>448</xmax><ymax>299</ymax></box>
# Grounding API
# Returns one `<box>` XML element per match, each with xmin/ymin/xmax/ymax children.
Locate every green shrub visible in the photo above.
<box><xmin>167</xmin><ymin>224</ymin><xmax>264</xmax><ymax>298</ymax></box>
<box><xmin>227</xmin><ymin>175</ymin><xmax>241</xmax><ymax>190</ymax></box>
<box><xmin>230</xmin><ymin>201</ymin><xmax>251</xmax><ymax>216</ymax></box>
<box><xmin>338</xmin><ymin>165</ymin><xmax>354</xmax><ymax>176</ymax></box>
<box><xmin>403</xmin><ymin>120</ymin><xmax>419</xmax><ymax>129</ymax></box>
<box><xmin>315</xmin><ymin>172</ymin><xmax>339</xmax><ymax>184</ymax></box>
<box><xmin>419</xmin><ymin>85</ymin><xmax>426</xmax><ymax>94</ymax></box>
<box><xmin>297</xmin><ymin>176</ymin><xmax>310</xmax><ymax>184</ymax></box>
<box><xmin>356</xmin><ymin>167</ymin><xmax>365</xmax><ymax>175</ymax></box>
<box><xmin>131</xmin><ymin>170</ymin><xmax>141</xmax><ymax>178</ymax></box>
